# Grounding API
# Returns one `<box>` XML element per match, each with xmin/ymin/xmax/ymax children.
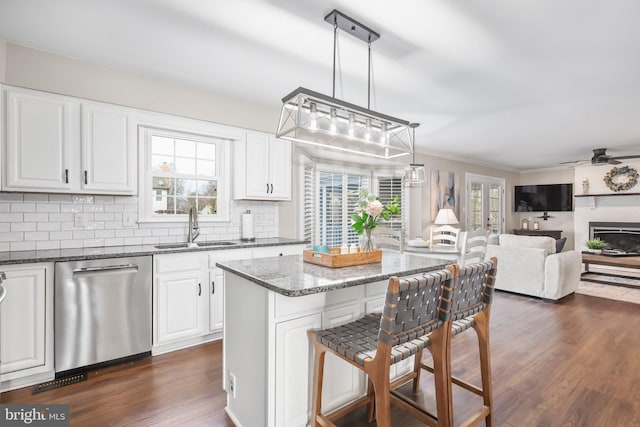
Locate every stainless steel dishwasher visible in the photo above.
<box><xmin>55</xmin><ymin>256</ymin><xmax>152</xmax><ymax>374</ymax></box>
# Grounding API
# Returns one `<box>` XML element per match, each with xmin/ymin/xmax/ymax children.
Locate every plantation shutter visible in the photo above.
<box><xmin>303</xmin><ymin>165</ymin><xmax>315</xmax><ymax>245</ymax></box>
<box><xmin>377</xmin><ymin>177</ymin><xmax>404</xmax><ymax>230</ymax></box>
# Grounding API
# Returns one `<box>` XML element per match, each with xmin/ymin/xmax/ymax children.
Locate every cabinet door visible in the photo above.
<box><xmin>4</xmin><ymin>89</ymin><xmax>74</xmax><ymax>191</ymax></box>
<box><xmin>268</xmin><ymin>137</ymin><xmax>292</xmax><ymax>200</ymax></box>
<box><xmin>81</xmin><ymin>103</ymin><xmax>136</xmax><ymax>194</ymax></box>
<box><xmin>209</xmin><ymin>268</ymin><xmax>224</xmax><ymax>332</ymax></box>
<box><xmin>275</xmin><ymin>313</ymin><xmax>322</xmax><ymax>427</ymax></box>
<box><xmin>321</xmin><ymin>303</ymin><xmax>366</xmax><ymax>412</ymax></box>
<box><xmin>245</xmin><ymin>132</ymin><xmax>271</xmax><ymax>198</ymax></box>
<box><xmin>155</xmin><ymin>271</ymin><xmax>207</xmax><ymax>345</ymax></box>
<box><xmin>0</xmin><ymin>268</ymin><xmax>47</xmax><ymax>374</ymax></box>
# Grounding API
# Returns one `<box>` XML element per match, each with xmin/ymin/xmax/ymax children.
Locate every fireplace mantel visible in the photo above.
<box><xmin>575</xmin><ymin>193</ymin><xmax>640</xmax><ymax>198</ymax></box>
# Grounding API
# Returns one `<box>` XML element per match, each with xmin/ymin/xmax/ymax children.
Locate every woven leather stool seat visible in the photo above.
<box><xmin>315</xmin><ymin>312</ymin><xmax>442</xmax><ymax>367</ymax></box>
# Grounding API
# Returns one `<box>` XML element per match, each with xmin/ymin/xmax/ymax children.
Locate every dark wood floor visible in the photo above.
<box><xmin>4</xmin><ymin>291</ymin><xmax>640</xmax><ymax>426</ymax></box>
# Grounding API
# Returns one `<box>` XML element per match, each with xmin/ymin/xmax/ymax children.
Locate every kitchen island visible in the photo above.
<box><xmin>216</xmin><ymin>251</ymin><xmax>450</xmax><ymax>427</ymax></box>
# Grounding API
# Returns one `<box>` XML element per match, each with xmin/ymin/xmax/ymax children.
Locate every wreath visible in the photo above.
<box><xmin>603</xmin><ymin>166</ymin><xmax>639</xmax><ymax>192</ymax></box>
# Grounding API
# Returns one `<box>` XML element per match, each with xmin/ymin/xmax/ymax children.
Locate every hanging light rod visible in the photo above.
<box><xmin>276</xmin><ymin>9</ymin><xmax>413</xmax><ymax>160</ymax></box>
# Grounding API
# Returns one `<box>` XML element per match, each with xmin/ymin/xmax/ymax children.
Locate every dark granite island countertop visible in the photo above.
<box><xmin>216</xmin><ymin>251</ymin><xmax>451</xmax><ymax>297</ymax></box>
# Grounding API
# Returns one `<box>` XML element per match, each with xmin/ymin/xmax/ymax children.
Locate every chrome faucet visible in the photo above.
<box><xmin>187</xmin><ymin>206</ymin><xmax>200</xmax><ymax>244</ymax></box>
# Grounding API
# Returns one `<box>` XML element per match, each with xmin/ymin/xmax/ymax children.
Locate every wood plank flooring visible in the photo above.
<box><xmin>3</xmin><ymin>291</ymin><xmax>640</xmax><ymax>426</ymax></box>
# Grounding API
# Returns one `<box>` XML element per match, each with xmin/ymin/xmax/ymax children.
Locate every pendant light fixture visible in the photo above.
<box><xmin>403</xmin><ymin>123</ymin><xmax>426</xmax><ymax>186</ymax></box>
<box><xmin>276</xmin><ymin>10</ymin><xmax>413</xmax><ymax>160</ymax></box>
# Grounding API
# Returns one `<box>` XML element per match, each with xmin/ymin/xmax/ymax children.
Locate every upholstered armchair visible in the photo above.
<box><xmin>485</xmin><ymin>234</ymin><xmax>581</xmax><ymax>301</ymax></box>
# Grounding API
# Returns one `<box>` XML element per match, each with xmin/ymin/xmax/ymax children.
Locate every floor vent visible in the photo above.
<box><xmin>32</xmin><ymin>372</ymin><xmax>88</xmax><ymax>394</ymax></box>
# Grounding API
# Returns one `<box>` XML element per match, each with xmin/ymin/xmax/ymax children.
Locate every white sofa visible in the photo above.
<box><xmin>485</xmin><ymin>234</ymin><xmax>581</xmax><ymax>301</ymax></box>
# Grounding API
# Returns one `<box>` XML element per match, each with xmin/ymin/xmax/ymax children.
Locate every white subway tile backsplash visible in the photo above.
<box><xmin>48</xmin><ymin>213</ymin><xmax>73</xmax><ymax>222</ymax></box>
<box><xmin>49</xmin><ymin>195</ymin><xmax>73</xmax><ymax>203</ymax></box>
<box><xmin>84</xmin><ymin>239</ymin><xmax>106</xmax><ymax>248</ymax></box>
<box><xmin>11</xmin><ymin>241</ymin><xmax>36</xmax><ymax>251</ymax></box>
<box><xmin>11</xmin><ymin>223</ymin><xmax>36</xmax><ymax>232</ymax></box>
<box><xmin>0</xmin><ymin>194</ymin><xmax>278</xmax><ymax>252</ymax></box>
<box><xmin>25</xmin><ymin>194</ymin><xmax>49</xmax><ymax>202</ymax></box>
<box><xmin>37</xmin><ymin>203</ymin><xmax>60</xmax><ymax>213</ymax></box>
<box><xmin>11</xmin><ymin>203</ymin><xmax>36</xmax><ymax>213</ymax></box>
<box><xmin>73</xmin><ymin>230</ymin><xmax>95</xmax><ymax>239</ymax></box>
<box><xmin>0</xmin><ymin>194</ymin><xmax>23</xmax><ymax>202</ymax></box>
<box><xmin>25</xmin><ymin>213</ymin><xmax>49</xmax><ymax>222</ymax></box>
<box><xmin>36</xmin><ymin>240</ymin><xmax>61</xmax><ymax>250</ymax></box>
<box><xmin>50</xmin><ymin>231</ymin><xmax>73</xmax><ymax>240</ymax></box>
<box><xmin>37</xmin><ymin>222</ymin><xmax>61</xmax><ymax>232</ymax></box>
<box><xmin>24</xmin><ymin>231</ymin><xmax>50</xmax><ymax>241</ymax></box>
<box><xmin>104</xmin><ymin>238</ymin><xmax>124</xmax><ymax>246</ymax></box>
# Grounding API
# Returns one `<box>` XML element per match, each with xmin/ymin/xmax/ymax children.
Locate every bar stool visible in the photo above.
<box><xmin>307</xmin><ymin>267</ymin><xmax>456</xmax><ymax>427</ymax></box>
<box><xmin>413</xmin><ymin>258</ymin><xmax>498</xmax><ymax>426</ymax></box>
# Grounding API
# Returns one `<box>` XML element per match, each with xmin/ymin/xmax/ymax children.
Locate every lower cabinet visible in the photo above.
<box><xmin>0</xmin><ymin>263</ymin><xmax>54</xmax><ymax>392</ymax></box>
<box><xmin>225</xmin><ymin>274</ymin><xmax>389</xmax><ymax>427</ymax></box>
<box><xmin>153</xmin><ymin>247</ymin><xmax>251</xmax><ymax>354</ymax></box>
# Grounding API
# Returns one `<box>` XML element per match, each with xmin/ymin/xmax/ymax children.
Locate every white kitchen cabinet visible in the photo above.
<box><xmin>234</xmin><ymin>131</ymin><xmax>292</xmax><ymax>201</ymax></box>
<box><xmin>2</xmin><ymin>86</ymin><xmax>136</xmax><ymax>194</ymax></box>
<box><xmin>0</xmin><ymin>263</ymin><xmax>54</xmax><ymax>392</ymax></box>
<box><xmin>80</xmin><ymin>102</ymin><xmax>136</xmax><ymax>193</ymax></box>
<box><xmin>155</xmin><ymin>271</ymin><xmax>208</xmax><ymax>345</ymax></box>
<box><xmin>3</xmin><ymin>88</ymin><xmax>76</xmax><ymax>191</ymax></box>
<box><xmin>153</xmin><ymin>252</ymin><xmax>208</xmax><ymax>352</ymax></box>
<box><xmin>153</xmin><ymin>248</ymin><xmax>250</xmax><ymax>354</ymax></box>
<box><xmin>208</xmin><ymin>248</ymin><xmax>250</xmax><ymax>333</ymax></box>
<box><xmin>275</xmin><ymin>313</ymin><xmax>322</xmax><ymax>427</ymax></box>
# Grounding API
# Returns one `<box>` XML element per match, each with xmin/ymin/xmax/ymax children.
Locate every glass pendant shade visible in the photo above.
<box><xmin>404</xmin><ymin>163</ymin><xmax>427</xmax><ymax>186</ymax></box>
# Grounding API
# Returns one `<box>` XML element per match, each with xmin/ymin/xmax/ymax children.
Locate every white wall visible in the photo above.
<box><xmin>573</xmin><ymin>160</ymin><xmax>640</xmax><ymax>252</ymax></box>
<box><xmin>0</xmin><ymin>40</ymin><xmax>6</xmax><ymax>82</ymax></box>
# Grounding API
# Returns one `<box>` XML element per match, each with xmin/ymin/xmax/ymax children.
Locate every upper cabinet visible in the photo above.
<box><xmin>2</xmin><ymin>86</ymin><xmax>137</xmax><ymax>195</ymax></box>
<box><xmin>233</xmin><ymin>131</ymin><xmax>291</xmax><ymax>201</ymax></box>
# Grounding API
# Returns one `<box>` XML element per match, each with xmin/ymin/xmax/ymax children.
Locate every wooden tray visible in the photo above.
<box><xmin>303</xmin><ymin>247</ymin><xmax>382</xmax><ymax>268</ymax></box>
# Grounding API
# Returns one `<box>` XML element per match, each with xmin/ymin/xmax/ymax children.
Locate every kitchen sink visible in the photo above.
<box><xmin>154</xmin><ymin>241</ymin><xmax>237</xmax><ymax>249</ymax></box>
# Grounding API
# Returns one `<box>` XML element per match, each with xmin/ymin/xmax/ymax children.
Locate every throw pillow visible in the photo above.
<box><xmin>556</xmin><ymin>237</ymin><xmax>567</xmax><ymax>253</ymax></box>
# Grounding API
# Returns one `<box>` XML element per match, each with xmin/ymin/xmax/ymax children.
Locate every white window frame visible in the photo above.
<box><xmin>137</xmin><ymin>111</ymin><xmax>239</xmax><ymax>223</ymax></box>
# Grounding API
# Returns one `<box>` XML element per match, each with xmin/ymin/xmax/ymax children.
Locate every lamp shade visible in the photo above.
<box><xmin>434</xmin><ymin>208</ymin><xmax>459</xmax><ymax>225</ymax></box>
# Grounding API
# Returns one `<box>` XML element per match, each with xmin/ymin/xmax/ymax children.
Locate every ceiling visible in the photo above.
<box><xmin>1</xmin><ymin>0</ymin><xmax>640</xmax><ymax>171</ymax></box>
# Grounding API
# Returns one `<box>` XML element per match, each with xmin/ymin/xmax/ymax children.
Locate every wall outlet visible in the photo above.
<box><xmin>228</xmin><ymin>372</ymin><xmax>236</xmax><ymax>398</ymax></box>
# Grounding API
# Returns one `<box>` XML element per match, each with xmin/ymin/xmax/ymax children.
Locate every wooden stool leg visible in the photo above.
<box><xmin>310</xmin><ymin>340</ymin><xmax>327</xmax><ymax>427</ymax></box>
<box><xmin>412</xmin><ymin>350</ymin><xmax>424</xmax><ymax>394</ymax></box>
<box><xmin>366</xmin><ymin>377</ymin><xmax>375</xmax><ymax>422</ymax></box>
<box><xmin>473</xmin><ymin>311</ymin><xmax>493</xmax><ymax>427</ymax></box>
<box><xmin>429</xmin><ymin>326</ymin><xmax>453</xmax><ymax>427</ymax></box>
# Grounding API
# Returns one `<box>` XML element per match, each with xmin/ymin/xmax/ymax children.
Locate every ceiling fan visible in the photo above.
<box><xmin>561</xmin><ymin>148</ymin><xmax>640</xmax><ymax>166</ymax></box>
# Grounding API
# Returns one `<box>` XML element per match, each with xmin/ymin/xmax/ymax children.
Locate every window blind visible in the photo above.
<box><xmin>377</xmin><ymin>177</ymin><xmax>403</xmax><ymax>230</ymax></box>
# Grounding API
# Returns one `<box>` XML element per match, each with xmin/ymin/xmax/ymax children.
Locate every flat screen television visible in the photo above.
<box><xmin>514</xmin><ymin>183</ymin><xmax>573</xmax><ymax>212</ymax></box>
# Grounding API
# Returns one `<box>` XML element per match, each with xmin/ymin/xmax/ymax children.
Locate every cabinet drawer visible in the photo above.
<box><xmin>208</xmin><ymin>249</ymin><xmax>251</xmax><ymax>268</ymax></box>
<box><xmin>155</xmin><ymin>253</ymin><xmax>205</xmax><ymax>274</ymax></box>
<box><xmin>274</xmin><ymin>285</ymin><xmax>365</xmax><ymax>319</ymax></box>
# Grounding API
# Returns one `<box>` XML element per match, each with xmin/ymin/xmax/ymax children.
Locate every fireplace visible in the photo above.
<box><xmin>589</xmin><ymin>222</ymin><xmax>640</xmax><ymax>254</ymax></box>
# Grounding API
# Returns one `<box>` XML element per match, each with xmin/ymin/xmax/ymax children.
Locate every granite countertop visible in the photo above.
<box><xmin>216</xmin><ymin>251</ymin><xmax>452</xmax><ymax>297</ymax></box>
<box><xmin>0</xmin><ymin>238</ymin><xmax>306</xmax><ymax>265</ymax></box>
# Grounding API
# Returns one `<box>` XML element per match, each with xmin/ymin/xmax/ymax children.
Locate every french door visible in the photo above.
<box><xmin>465</xmin><ymin>174</ymin><xmax>504</xmax><ymax>234</ymax></box>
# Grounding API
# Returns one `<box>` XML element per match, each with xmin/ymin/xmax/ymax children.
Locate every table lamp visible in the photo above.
<box><xmin>434</xmin><ymin>208</ymin><xmax>459</xmax><ymax>225</ymax></box>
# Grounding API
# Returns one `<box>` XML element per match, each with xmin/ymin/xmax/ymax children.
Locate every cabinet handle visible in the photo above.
<box><xmin>65</xmin><ymin>169</ymin><xmax>69</xmax><ymax>184</ymax></box>
<box><xmin>84</xmin><ymin>170</ymin><xmax>88</xmax><ymax>185</ymax></box>
<box><xmin>198</xmin><ymin>283</ymin><xmax>202</xmax><ymax>296</ymax></box>
<box><xmin>270</xmin><ymin>183</ymin><xmax>274</xmax><ymax>194</ymax></box>
<box><xmin>211</xmin><ymin>281</ymin><xmax>215</xmax><ymax>294</ymax></box>
<box><xmin>266</xmin><ymin>183</ymin><xmax>269</xmax><ymax>194</ymax></box>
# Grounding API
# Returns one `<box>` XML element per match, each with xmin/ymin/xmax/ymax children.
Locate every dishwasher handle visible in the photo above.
<box><xmin>72</xmin><ymin>264</ymin><xmax>139</xmax><ymax>277</ymax></box>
